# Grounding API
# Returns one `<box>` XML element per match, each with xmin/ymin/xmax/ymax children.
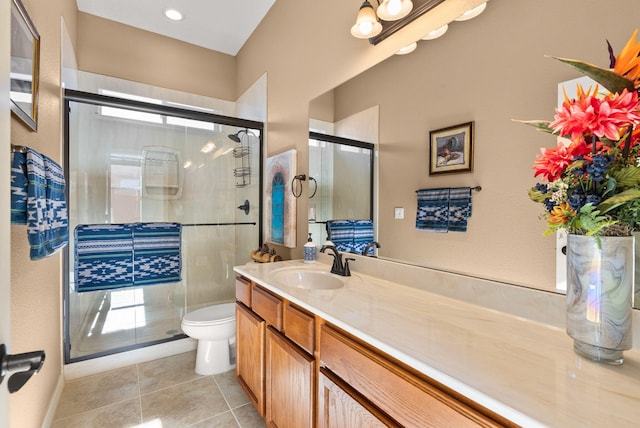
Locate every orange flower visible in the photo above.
<box><xmin>613</xmin><ymin>29</ymin><xmax>640</xmax><ymax>88</ymax></box>
<box><xmin>547</xmin><ymin>202</ymin><xmax>575</xmax><ymax>226</ymax></box>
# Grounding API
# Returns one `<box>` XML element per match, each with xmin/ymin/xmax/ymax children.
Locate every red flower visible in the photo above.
<box><xmin>550</xmin><ymin>87</ymin><xmax>640</xmax><ymax>141</ymax></box>
<box><xmin>533</xmin><ymin>140</ymin><xmax>589</xmax><ymax>182</ymax></box>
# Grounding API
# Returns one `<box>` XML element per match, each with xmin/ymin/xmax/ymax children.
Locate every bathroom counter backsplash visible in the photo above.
<box><xmin>234</xmin><ymin>258</ymin><xmax>640</xmax><ymax>428</ymax></box>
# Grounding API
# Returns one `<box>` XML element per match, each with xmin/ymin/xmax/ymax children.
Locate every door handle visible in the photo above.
<box><xmin>0</xmin><ymin>344</ymin><xmax>45</xmax><ymax>393</ymax></box>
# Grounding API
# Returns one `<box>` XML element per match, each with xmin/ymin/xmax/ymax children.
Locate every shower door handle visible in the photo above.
<box><xmin>0</xmin><ymin>344</ymin><xmax>45</xmax><ymax>393</ymax></box>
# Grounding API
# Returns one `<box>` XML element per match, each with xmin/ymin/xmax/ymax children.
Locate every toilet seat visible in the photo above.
<box><xmin>182</xmin><ymin>303</ymin><xmax>235</xmax><ymax>326</ymax></box>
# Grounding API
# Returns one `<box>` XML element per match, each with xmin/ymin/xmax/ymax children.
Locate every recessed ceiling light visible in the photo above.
<box><xmin>164</xmin><ymin>8</ymin><xmax>183</xmax><ymax>21</ymax></box>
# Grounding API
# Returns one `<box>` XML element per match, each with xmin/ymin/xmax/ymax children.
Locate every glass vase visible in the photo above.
<box><xmin>566</xmin><ymin>234</ymin><xmax>634</xmax><ymax>364</ymax></box>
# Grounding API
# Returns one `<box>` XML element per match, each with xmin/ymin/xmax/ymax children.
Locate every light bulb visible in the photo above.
<box><xmin>396</xmin><ymin>42</ymin><xmax>417</xmax><ymax>55</ymax></box>
<box><xmin>377</xmin><ymin>0</ymin><xmax>413</xmax><ymax>21</ymax></box>
<box><xmin>421</xmin><ymin>24</ymin><xmax>448</xmax><ymax>40</ymax></box>
<box><xmin>351</xmin><ymin>1</ymin><xmax>382</xmax><ymax>39</ymax></box>
<box><xmin>454</xmin><ymin>2</ymin><xmax>487</xmax><ymax>21</ymax></box>
<box><xmin>387</xmin><ymin>0</ymin><xmax>402</xmax><ymax>16</ymax></box>
<box><xmin>358</xmin><ymin>21</ymin><xmax>374</xmax><ymax>36</ymax></box>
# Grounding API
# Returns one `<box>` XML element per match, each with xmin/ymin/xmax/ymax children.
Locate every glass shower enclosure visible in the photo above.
<box><xmin>63</xmin><ymin>89</ymin><xmax>263</xmax><ymax>362</ymax></box>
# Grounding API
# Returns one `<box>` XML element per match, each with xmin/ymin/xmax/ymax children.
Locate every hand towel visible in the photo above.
<box><xmin>448</xmin><ymin>187</ymin><xmax>473</xmax><ymax>232</ymax></box>
<box><xmin>326</xmin><ymin>220</ymin><xmax>355</xmax><ymax>252</ymax></box>
<box><xmin>75</xmin><ymin>224</ymin><xmax>135</xmax><ymax>293</ymax></box>
<box><xmin>353</xmin><ymin>220</ymin><xmax>375</xmax><ymax>255</ymax></box>
<box><xmin>26</xmin><ymin>148</ymin><xmax>69</xmax><ymax>259</ymax></box>
<box><xmin>10</xmin><ymin>151</ymin><xmax>28</xmax><ymax>224</ymax></box>
<box><xmin>133</xmin><ymin>222</ymin><xmax>182</xmax><ymax>286</ymax></box>
<box><xmin>416</xmin><ymin>188</ymin><xmax>450</xmax><ymax>233</ymax></box>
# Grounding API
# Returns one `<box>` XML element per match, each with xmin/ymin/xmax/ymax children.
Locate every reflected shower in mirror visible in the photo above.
<box><xmin>308</xmin><ymin>132</ymin><xmax>375</xmax><ymax>255</ymax></box>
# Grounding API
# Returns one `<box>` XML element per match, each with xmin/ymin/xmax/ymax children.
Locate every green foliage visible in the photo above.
<box><xmin>552</xmin><ymin>57</ymin><xmax>636</xmax><ymax>94</ymax></box>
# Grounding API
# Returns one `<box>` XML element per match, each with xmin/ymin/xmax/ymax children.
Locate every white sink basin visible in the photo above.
<box><xmin>269</xmin><ymin>267</ymin><xmax>346</xmax><ymax>290</ymax></box>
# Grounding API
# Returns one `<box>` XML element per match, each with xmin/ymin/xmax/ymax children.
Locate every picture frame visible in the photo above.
<box><xmin>10</xmin><ymin>0</ymin><xmax>40</xmax><ymax>132</ymax></box>
<box><xmin>265</xmin><ymin>149</ymin><xmax>297</xmax><ymax>248</ymax></box>
<box><xmin>429</xmin><ymin>121</ymin><xmax>474</xmax><ymax>175</ymax></box>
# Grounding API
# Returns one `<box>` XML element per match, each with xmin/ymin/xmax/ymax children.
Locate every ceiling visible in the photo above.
<box><xmin>76</xmin><ymin>0</ymin><xmax>277</xmax><ymax>56</ymax></box>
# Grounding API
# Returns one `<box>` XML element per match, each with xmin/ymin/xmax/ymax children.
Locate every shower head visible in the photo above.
<box><xmin>227</xmin><ymin>129</ymin><xmax>256</xmax><ymax>143</ymax></box>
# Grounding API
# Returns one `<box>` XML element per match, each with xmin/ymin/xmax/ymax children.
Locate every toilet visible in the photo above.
<box><xmin>181</xmin><ymin>302</ymin><xmax>236</xmax><ymax>375</ymax></box>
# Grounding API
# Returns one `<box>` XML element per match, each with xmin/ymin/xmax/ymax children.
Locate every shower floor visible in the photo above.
<box><xmin>69</xmin><ymin>285</ymin><xmax>186</xmax><ymax>360</ymax></box>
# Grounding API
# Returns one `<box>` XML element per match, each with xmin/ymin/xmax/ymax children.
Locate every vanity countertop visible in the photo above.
<box><xmin>234</xmin><ymin>259</ymin><xmax>640</xmax><ymax>427</ymax></box>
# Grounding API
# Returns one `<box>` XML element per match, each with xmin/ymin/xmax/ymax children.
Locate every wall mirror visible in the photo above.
<box><xmin>307</xmin><ymin>131</ymin><xmax>375</xmax><ymax>252</ymax></box>
<box><xmin>308</xmin><ymin>0</ymin><xmax>640</xmax><ymax>309</ymax></box>
<box><xmin>10</xmin><ymin>0</ymin><xmax>40</xmax><ymax>131</ymax></box>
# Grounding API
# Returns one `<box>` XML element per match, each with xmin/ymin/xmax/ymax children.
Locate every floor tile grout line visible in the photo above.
<box><xmin>212</xmin><ymin>374</ymin><xmax>245</xmax><ymax>427</ymax></box>
<box><xmin>136</xmin><ymin>362</ymin><xmax>144</xmax><ymax>425</ymax></box>
<box><xmin>52</xmin><ymin>396</ymin><xmax>141</xmax><ymax>423</ymax></box>
<box><xmin>138</xmin><ymin>373</ymin><xmax>211</xmax><ymax>398</ymax></box>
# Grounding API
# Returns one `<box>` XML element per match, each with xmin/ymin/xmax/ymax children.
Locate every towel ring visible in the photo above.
<box><xmin>308</xmin><ymin>176</ymin><xmax>317</xmax><ymax>199</ymax></box>
<box><xmin>292</xmin><ymin>174</ymin><xmax>306</xmax><ymax>198</ymax></box>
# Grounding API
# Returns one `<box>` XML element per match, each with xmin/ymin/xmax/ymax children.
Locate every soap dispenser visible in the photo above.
<box><xmin>304</xmin><ymin>233</ymin><xmax>317</xmax><ymax>263</ymax></box>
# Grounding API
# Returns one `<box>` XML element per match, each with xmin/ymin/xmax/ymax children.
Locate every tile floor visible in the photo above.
<box><xmin>52</xmin><ymin>351</ymin><xmax>266</xmax><ymax>428</ymax></box>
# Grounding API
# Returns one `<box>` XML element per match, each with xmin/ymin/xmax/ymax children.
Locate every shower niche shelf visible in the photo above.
<box><xmin>142</xmin><ymin>146</ymin><xmax>183</xmax><ymax>200</ymax></box>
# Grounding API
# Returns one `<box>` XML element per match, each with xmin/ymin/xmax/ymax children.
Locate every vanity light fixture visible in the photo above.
<box><xmin>453</xmin><ymin>2</ymin><xmax>487</xmax><ymax>21</ymax></box>
<box><xmin>351</xmin><ymin>1</ymin><xmax>383</xmax><ymax>39</ymax></box>
<box><xmin>376</xmin><ymin>0</ymin><xmax>413</xmax><ymax>21</ymax></box>
<box><xmin>164</xmin><ymin>8</ymin><xmax>183</xmax><ymax>21</ymax></box>
<box><xmin>421</xmin><ymin>24</ymin><xmax>448</xmax><ymax>40</ymax></box>
<box><xmin>395</xmin><ymin>42</ymin><xmax>417</xmax><ymax>55</ymax></box>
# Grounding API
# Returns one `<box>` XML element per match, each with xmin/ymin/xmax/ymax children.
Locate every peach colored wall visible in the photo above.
<box><xmin>9</xmin><ymin>0</ymin><xmax>77</xmax><ymax>427</ymax></box>
<box><xmin>1</xmin><ymin>0</ymin><xmax>11</xmax><ymax>425</ymax></box>
<box><xmin>76</xmin><ymin>12</ymin><xmax>236</xmax><ymax>101</ymax></box>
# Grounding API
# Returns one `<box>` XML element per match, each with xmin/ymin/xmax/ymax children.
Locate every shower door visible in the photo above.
<box><xmin>64</xmin><ymin>90</ymin><xmax>263</xmax><ymax>362</ymax></box>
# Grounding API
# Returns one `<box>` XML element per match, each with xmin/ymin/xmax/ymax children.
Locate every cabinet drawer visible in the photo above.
<box><xmin>252</xmin><ymin>285</ymin><xmax>283</xmax><ymax>330</ymax></box>
<box><xmin>235</xmin><ymin>276</ymin><xmax>251</xmax><ymax>306</ymax></box>
<box><xmin>284</xmin><ymin>303</ymin><xmax>315</xmax><ymax>355</ymax></box>
<box><xmin>320</xmin><ymin>325</ymin><xmax>505</xmax><ymax>428</ymax></box>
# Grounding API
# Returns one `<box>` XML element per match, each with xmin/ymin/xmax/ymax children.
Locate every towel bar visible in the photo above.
<box><xmin>11</xmin><ymin>144</ymin><xmax>27</xmax><ymax>153</ymax></box>
<box><xmin>415</xmin><ymin>186</ymin><xmax>481</xmax><ymax>193</ymax></box>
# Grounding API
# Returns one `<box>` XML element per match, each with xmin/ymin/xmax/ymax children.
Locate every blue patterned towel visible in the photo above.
<box><xmin>448</xmin><ymin>187</ymin><xmax>473</xmax><ymax>232</ymax></box>
<box><xmin>416</xmin><ymin>188</ymin><xmax>450</xmax><ymax>233</ymax></box>
<box><xmin>74</xmin><ymin>222</ymin><xmax>182</xmax><ymax>292</ymax></box>
<box><xmin>133</xmin><ymin>223</ymin><xmax>182</xmax><ymax>286</ymax></box>
<box><xmin>353</xmin><ymin>220</ymin><xmax>375</xmax><ymax>255</ymax></box>
<box><xmin>11</xmin><ymin>151</ymin><xmax>28</xmax><ymax>224</ymax></box>
<box><xmin>26</xmin><ymin>148</ymin><xmax>69</xmax><ymax>259</ymax></box>
<box><xmin>75</xmin><ymin>224</ymin><xmax>135</xmax><ymax>292</ymax></box>
<box><xmin>326</xmin><ymin>220</ymin><xmax>354</xmax><ymax>252</ymax></box>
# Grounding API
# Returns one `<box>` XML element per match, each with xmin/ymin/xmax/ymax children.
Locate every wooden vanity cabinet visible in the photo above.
<box><xmin>235</xmin><ymin>276</ymin><xmax>316</xmax><ymax>427</ymax></box>
<box><xmin>265</xmin><ymin>326</ymin><xmax>315</xmax><ymax>427</ymax></box>
<box><xmin>319</xmin><ymin>324</ymin><xmax>510</xmax><ymax>428</ymax></box>
<box><xmin>318</xmin><ymin>367</ymin><xmax>397</xmax><ymax>428</ymax></box>
<box><xmin>235</xmin><ymin>302</ymin><xmax>265</xmax><ymax>416</ymax></box>
<box><xmin>236</xmin><ymin>274</ymin><xmax>510</xmax><ymax>428</ymax></box>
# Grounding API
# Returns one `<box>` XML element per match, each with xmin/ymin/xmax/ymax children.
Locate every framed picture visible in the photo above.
<box><xmin>429</xmin><ymin>121</ymin><xmax>474</xmax><ymax>175</ymax></box>
<box><xmin>265</xmin><ymin>149</ymin><xmax>297</xmax><ymax>248</ymax></box>
<box><xmin>10</xmin><ymin>0</ymin><xmax>40</xmax><ymax>132</ymax></box>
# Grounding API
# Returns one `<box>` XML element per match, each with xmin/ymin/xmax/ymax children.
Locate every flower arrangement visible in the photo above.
<box><xmin>524</xmin><ymin>29</ymin><xmax>640</xmax><ymax>239</ymax></box>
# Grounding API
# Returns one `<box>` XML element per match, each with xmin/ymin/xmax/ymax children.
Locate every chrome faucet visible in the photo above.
<box><xmin>362</xmin><ymin>241</ymin><xmax>381</xmax><ymax>257</ymax></box>
<box><xmin>320</xmin><ymin>245</ymin><xmax>354</xmax><ymax>276</ymax></box>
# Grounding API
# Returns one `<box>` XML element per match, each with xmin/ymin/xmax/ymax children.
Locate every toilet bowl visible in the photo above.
<box><xmin>181</xmin><ymin>302</ymin><xmax>236</xmax><ymax>375</ymax></box>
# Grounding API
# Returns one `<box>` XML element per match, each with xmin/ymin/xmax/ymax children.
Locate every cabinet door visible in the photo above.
<box><xmin>265</xmin><ymin>326</ymin><xmax>315</xmax><ymax>428</ymax></box>
<box><xmin>318</xmin><ymin>368</ymin><xmax>397</xmax><ymax>428</ymax></box>
<box><xmin>236</xmin><ymin>303</ymin><xmax>266</xmax><ymax>416</ymax></box>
